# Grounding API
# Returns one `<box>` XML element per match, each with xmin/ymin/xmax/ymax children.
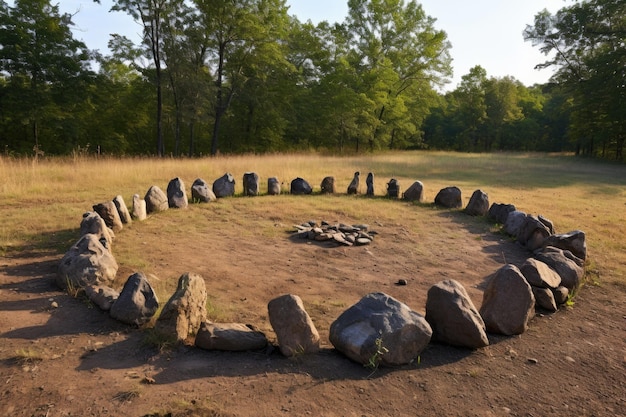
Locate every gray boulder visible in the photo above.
<box><xmin>268</xmin><ymin>294</ymin><xmax>320</xmax><ymax>356</ymax></box>
<box><xmin>518</xmin><ymin>215</ymin><xmax>552</xmax><ymax>251</ymax></box>
<box><xmin>534</xmin><ymin>246</ymin><xmax>585</xmax><ymax>291</ymax></box>
<box><xmin>487</xmin><ymin>203</ymin><xmax>516</xmax><ymax>224</ymax></box>
<box><xmin>538</xmin><ymin>215</ymin><xmax>556</xmax><ymax>234</ymax></box>
<box><xmin>195</xmin><ymin>322</ymin><xmax>268</xmax><ymax>351</ymax></box>
<box><xmin>113</xmin><ymin>195</ymin><xmax>132</xmax><ymax>225</ymax></box>
<box><xmin>144</xmin><ymin>185</ymin><xmax>169</xmax><ymax>214</ymax></box>
<box><xmin>434</xmin><ymin>186</ymin><xmax>462</xmax><ymax>208</ymax></box>
<box><xmin>329</xmin><ymin>292</ymin><xmax>432</xmax><ymax>366</ymax></box>
<box><xmin>212</xmin><ymin>173</ymin><xmax>235</xmax><ymax>198</ymax></box>
<box><xmin>552</xmin><ymin>286</ymin><xmax>569</xmax><ymax>305</ymax></box>
<box><xmin>290</xmin><ymin>177</ymin><xmax>312</xmax><ymax>195</ymax></box>
<box><xmin>93</xmin><ymin>200</ymin><xmax>123</xmax><ymax>232</ymax></box>
<box><xmin>242</xmin><ymin>172</ymin><xmax>260</xmax><ymax>196</ymax></box>
<box><xmin>320</xmin><ymin>176</ymin><xmax>336</xmax><ymax>194</ymax></box>
<box><xmin>131</xmin><ymin>194</ymin><xmax>147</xmax><ymax>221</ymax></box>
<box><xmin>167</xmin><ymin>177</ymin><xmax>188</xmax><ymax>209</ymax></box>
<box><xmin>479</xmin><ymin>264</ymin><xmax>535</xmax><ymax>336</ymax></box>
<box><xmin>156</xmin><ymin>272</ymin><xmax>207</xmax><ymax>342</ymax></box>
<box><xmin>85</xmin><ymin>285</ymin><xmax>119</xmax><ymax>311</ymax></box>
<box><xmin>80</xmin><ymin>211</ymin><xmax>114</xmax><ymax>250</ymax></box>
<box><xmin>366</xmin><ymin>172</ymin><xmax>374</xmax><ymax>196</ymax></box>
<box><xmin>425</xmin><ymin>280</ymin><xmax>489</xmax><ymax>349</ymax></box>
<box><xmin>403</xmin><ymin>181</ymin><xmax>424</xmax><ymax>202</ymax></box>
<box><xmin>57</xmin><ymin>233</ymin><xmax>118</xmax><ymax>290</ymax></box>
<box><xmin>347</xmin><ymin>171</ymin><xmax>360</xmax><ymax>194</ymax></box>
<box><xmin>109</xmin><ymin>272</ymin><xmax>159</xmax><ymax>327</ymax></box>
<box><xmin>191</xmin><ymin>178</ymin><xmax>216</xmax><ymax>203</ymax></box>
<box><xmin>386</xmin><ymin>179</ymin><xmax>400</xmax><ymax>198</ymax></box>
<box><xmin>520</xmin><ymin>258</ymin><xmax>561</xmax><ymax>289</ymax></box>
<box><xmin>532</xmin><ymin>287</ymin><xmax>558</xmax><ymax>312</ymax></box>
<box><xmin>543</xmin><ymin>230</ymin><xmax>587</xmax><ymax>260</ymax></box>
<box><xmin>465</xmin><ymin>189</ymin><xmax>489</xmax><ymax>216</ymax></box>
<box><xmin>503</xmin><ymin>210</ymin><xmax>527</xmax><ymax>238</ymax></box>
<box><xmin>267</xmin><ymin>177</ymin><xmax>281</xmax><ymax>195</ymax></box>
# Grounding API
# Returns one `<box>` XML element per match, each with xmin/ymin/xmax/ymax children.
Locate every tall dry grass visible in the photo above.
<box><xmin>1</xmin><ymin>151</ymin><xmax>625</xmax><ymax>284</ymax></box>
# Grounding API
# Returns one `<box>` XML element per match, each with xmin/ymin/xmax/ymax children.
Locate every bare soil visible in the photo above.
<box><xmin>1</xmin><ymin>205</ymin><xmax>625</xmax><ymax>417</ymax></box>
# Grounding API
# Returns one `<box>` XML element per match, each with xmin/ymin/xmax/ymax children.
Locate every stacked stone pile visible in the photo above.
<box><xmin>55</xmin><ymin>171</ymin><xmax>588</xmax><ymax>371</ymax></box>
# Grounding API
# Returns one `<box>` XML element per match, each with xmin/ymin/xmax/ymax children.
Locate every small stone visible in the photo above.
<box><xmin>527</xmin><ymin>357</ymin><xmax>538</xmax><ymax>364</ymax></box>
<box><xmin>565</xmin><ymin>356</ymin><xmax>575</xmax><ymax>363</ymax></box>
<box><xmin>51</xmin><ymin>301</ymin><xmax>59</xmax><ymax>308</ymax></box>
<box><xmin>355</xmin><ymin>238</ymin><xmax>371</xmax><ymax>246</ymax></box>
<box><xmin>396</xmin><ymin>279</ymin><xmax>408</xmax><ymax>286</ymax></box>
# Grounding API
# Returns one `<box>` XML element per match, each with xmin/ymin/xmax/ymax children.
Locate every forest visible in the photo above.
<box><xmin>0</xmin><ymin>0</ymin><xmax>624</xmax><ymax>160</ymax></box>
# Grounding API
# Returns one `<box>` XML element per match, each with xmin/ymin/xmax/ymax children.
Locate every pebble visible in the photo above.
<box><xmin>396</xmin><ymin>279</ymin><xmax>408</xmax><ymax>286</ymax></box>
<box><xmin>51</xmin><ymin>301</ymin><xmax>59</xmax><ymax>308</ymax></box>
<box><xmin>527</xmin><ymin>357</ymin><xmax>538</xmax><ymax>364</ymax></box>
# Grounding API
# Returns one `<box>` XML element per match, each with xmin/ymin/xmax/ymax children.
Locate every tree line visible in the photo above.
<box><xmin>0</xmin><ymin>0</ymin><xmax>623</xmax><ymax>160</ymax></box>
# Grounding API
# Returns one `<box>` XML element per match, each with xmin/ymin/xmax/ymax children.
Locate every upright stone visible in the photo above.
<box><xmin>145</xmin><ymin>185</ymin><xmax>169</xmax><ymax>214</ymax></box>
<box><xmin>290</xmin><ymin>177</ymin><xmax>312</xmax><ymax>195</ymax></box>
<box><xmin>479</xmin><ymin>264</ymin><xmax>535</xmax><ymax>336</ymax></box>
<box><xmin>366</xmin><ymin>172</ymin><xmax>374</xmax><ymax>196</ymax></box>
<box><xmin>434</xmin><ymin>186</ymin><xmax>462</xmax><ymax>209</ymax></box>
<box><xmin>167</xmin><ymin>177</ymin><xmax>188</xmax><ymax>208</ymax></box>
<box><xmin>93</xmin><ymin>200</ymin><xmax>123</xmax><ymax>232</ymax></box>
<box><xmin>57</xmin><ymin>234</ymin><xmax>118</xmax><ymax>290</ymax></box>
<box><xmin>403</xmin><ymin>181</ymin><xmax>424</xmax><ymax>202</ymax></box>
<box><xmin>532</xmin><ymin>287</ymin><xmax>558</xmax><ymax>312</ymax></box>
<box><xmin>242</xmin><ymin>172</ymin><xmax>260</xmax><ymax>196</ymax></box>
<box><xmin>543</xmin><ymin>230</ymin><xmax>587</xmax><ymax>260</ymax></box>
<box><xmin>465</xmin><ymin>189</ymin><xmax>489</xmax><ymax>216</ymax></box>
<box><xmin>268</xmin><ymin>294</ymin><xmax>320</xmax><ymax>356</ymax></box>
<box><xmin>503</xmin><ymin>210</ymin><xmax>527</xmax><ymax>238</ymax></box>
<box><xmin>132</xmin><ymin>194</ymin><xmax>147</xmax><ymax>220</ymax></box>
<box><xmin>386</xmin><ymin>179</ymin><xmax>400</xmax><ymax>198</ymax></box>
<box><xmin>347</xmin><ymin>171</ymin><xmax>360</xmax><ymax>194</ymax></box>
<box><xmin>110</xmin><ymin>272</ymin><xmax>159</xmax><ymax>327</ymax></box>
<box><xmin>212</xmin><ymin>173</ymin><xmax>235</xmax><ymax>198</ymax></box>
<box><xmin>191</xmin><ymin>178</ymin><xmax>216</xmax><ymax>203</ymax></box>
<box><xmin>534</xmin><ymin>246</ymin><xmax>585</xmax><ymax>291</ymax></box>
<box><xmin>113</xmin><ymin>195</ymin><xmax>132</xmax><ymax>225</ymax></box>
<box><xmin>156</xmin><ymin>272</ymin><xmax>207</xmax><ymax>342</ymax></box>
<box><xmin>425</xmin><ymin>280</ymin><xmax>489</xmax><ymax>349</ymax></box>
<box><xmin>520</xmin><ymin>258</ymin><xmax>561</xmax><ymax>289</ymax></box>
<box><xmin>267</xmin><ymin>177</ymin><xmax>281</xmax><ymax>195</ymax></box>
<box><xmin>487</xmin><ymin>203</ymin><xmax>516</xmax><ymax>224</ymax></box>
<box><xmin>320</xmin><ymin>176</ymin><xmax>336</xmax><ymax>194</ymax></box>
<box><xmin>329</xmin><ymin>292</ymin><xmax>432</xmax><ymax>366</ymax></box>
<box><xmin>518</xmin><ymin>215</ymin><xmax>551</xmax><ymax>251</ymax></box>
<box><xmin>80</xmin><ymin>211</ymin><xmax>114</xmax><ymax>249</ymax></box>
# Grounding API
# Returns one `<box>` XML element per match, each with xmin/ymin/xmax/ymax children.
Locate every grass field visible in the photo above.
<box><xmin>1</xmin><ymin>151</ymin><xmax>625</xmax><ymax>286</ymax></box>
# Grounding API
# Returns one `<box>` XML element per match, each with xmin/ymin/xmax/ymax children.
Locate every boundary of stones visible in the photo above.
<box><xmin>57</xmin><ymin>172</ymin><xmax>588</xmax><ymax>367</ymax></box>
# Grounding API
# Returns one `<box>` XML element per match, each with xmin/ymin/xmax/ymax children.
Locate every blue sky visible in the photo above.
<box><xmin>61</xmin><ymin>0</ymin><xmax>563</xmax><ymax>90</ymax></box>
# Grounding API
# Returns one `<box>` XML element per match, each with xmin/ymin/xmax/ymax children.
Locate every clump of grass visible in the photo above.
<box><xmin>113</xmin><ymin>388</ymin><xmax>142</xmax><ymax>403</ymax></box>
<box><xmin>365</xmin><ymin>334</ymin><xmax>389</xmax><ymax>377</ymax></box>
<box><xmin>142</xmin><ymin>328</ymin><xmax>177</xmax><ymax>352</ymax></box>
<box><xmin>13</xmin><ymin>348</ymin><xmax>46</xmax><ymax>365</ymax></box>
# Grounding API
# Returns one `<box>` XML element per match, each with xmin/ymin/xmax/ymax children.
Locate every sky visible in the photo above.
<box><xmin>61</xmin><ymin>0</ymin><xmax>564</xmax><ymax>90</ymax></box>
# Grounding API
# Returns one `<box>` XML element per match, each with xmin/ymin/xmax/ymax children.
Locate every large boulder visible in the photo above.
<box><xmin>464</xmin><ymin>189</ymin><xmax>489</xmax><ymax>216</ymax></box>
<box><xmin>84</xmin><ymin>284</ymin><xmax>119</xmax><ymax>311</ymax></box>
<box><xmin>93</xmin><ymin>200</ymin><xmax>123</xmax><ymax>232</ymax></box>
<box><xmin>290</xmin><ymin>177</ymin><xmax>312</xmax><ymax>195</ymax></box>
<box><xmin>543</xmin><ymin>230</ymin><xmax>587</xmax><ymax>260</ymax></box>
<box><xmin>113</xmin><ymin>195</ymin><xmax>132</xmax><ymax>225</ymax></box>
<box><xmin>329</xmin><ymin>292</ymin><xmax>432</xmax><ymax>366</ymax></box>
<box><xmin>479</xmin><ymin>264</ymin><xmax>535</xmax><ymax>336</ymax></box>
<box><xmin>267</xmin><ymin>177</ymin><xmax>281</xmax><ymax>195</ymax></box>
<box><xmin>144</xmin><ymin>185</ymin><xmax>169</xmax><ymax>214</ymax></box>
<box><xmin>518</xmin><ymin>215</ymin><xmax>552</xmax><ymax>251</ymax></box>
<box><xmin>167</xmin><ymin>177</ymin><xmax>188</xmax><ymax>209</ymax></box>
<box><xmin>131</xmin><ymin>194</ymin><xmax>147</xmax><ymax>221</ymax></box>
<box><xmin>212</xmin><ymin>173</ymin><xmax>235</xmax><ymax>198</ymax></box>
<box><xmin>366</xmin><ymin>172</ymin><xmax>374</xmax><ymax>196</ymax></box>
<box><xmin>425</xmin><ymin>280</ymin><xmax>489</xmax><ymax>349</ymax></box>
<box><xmin>503</xmin><ymin>210</ymin><xmax>527</xmax><ymax>238</ymax></box>
<box><xmin>434</xmin><ymin>186</ymin><xmax>462</xmax><ymax>209</ymax></box>
<box><xmin>191</xmin><ymin>178</ymin><xmax>216</xmax><ymax>203</ymax></box>
<box><xmin>156</xmin><ymin>272</ymin><xmax>207</xmax><ymax>342</ymax></box>
<box><xmin>534</xmin><ymin>246</ymin><xmax>585</xmax><ymax>291</ymax></box>
<box><xmin>242</xmin><ymin>172</ymin><xmax>260</xmax><ymax>196</ymax></box>
<box><xmin>403</xmin><ymin>181</ymin><xmax>424</xmax><ymax>202</ymax></box>
<box><xmin>320</xmin><ymin>176</ymin><xmax>336</xmax><ymax>194</ymax></box>
<box><xmin>109</xmin><ymin>272</ymin><xmax>159</xmax><ymax>327</ymax></box>
<box><xmin>57</xmin><ymin>233</ymin><xmax>118</xmax><ymax>290</ymax></box>
<box><xmin>195</xmin><ymin>322</ymin><xmax>268</xmax><ymax>351</ymax></box>
<box><xmin>79</xmin><ymin>211</ymin><xmax>114</xmax><ymax>250</ymax></box>
<box><xmin>267</xmin><ymin>294</ymin><xmax>320</xmax><ymax>356</ymax></box>
<box><xmin>386</xmin><ymin>179</ymin><xmax>400</xmax><ymax>198</ymax></box>
<box><xmin>347</xmin><ymin>171</ymin><xmax>360</xmax><ymax>194</ymax></box>
<box><xmin>487</xmin><ymin>203</ymin><xmax>516</xmax><ymax>224</ymax></box>
<box><xmin>520</xmin><ymin>258</ymin><xmax>561</xmax><ymax>289</ymax></box>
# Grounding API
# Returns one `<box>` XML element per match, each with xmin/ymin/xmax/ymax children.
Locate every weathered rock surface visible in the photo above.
<box><xmin>268</xmin><ymin>294</ymin><xmax>320</xmax><ymax>356</ymax></box>
<box><xmin>552</xmin><ymin>286</ymin><xmax>569</xmax><ymax>305</ymax></box>
<box><xmin>534</xmin><ymin>246</ymin><xmax>585</xmax><ymax>291</ymax></box>
<box><xmin>329</xmin><ymin>292</ymin><xmax>432</xmax><ymax>366</ymax></box>
<box><xmin>538</xmin><ymin>215</ymin><xmax>555</xmax><ymax>234</ymax></box>
<box><xmin>132</xmin><ymin>194</ymin><xmax>147</xmax><ymax>220</ymax></box>
<box><xmin>434</xmin><ymin>186</ymin><xmax>462</xmax><ymax>209</ymax></box>
<box><xmin>290</xmin><ymin>177</ymin><xmax>312</xmax><ymax>195</ymax></box>
<box><xmin>366</xmin><ymin>172</ymin><xmax>374</xmax><ymax>196</ymax></box>
<box><xmin>167</xmin><ymin>177</ymin><xmax>188</xmax><ymax>209</ymax></box>
<box><xmin>465</xmin><ymin>189</ymin><xmax>489</xmax><ymax>216</ymax></box>
<box><xmin>191</xmin><ymin>178</ymin><xmax>216</xmax><ymax>203</ymax></box>
<box><xmin>156</xmin><ymin>272</ymin><xmax>207</xmax><ymax>342</ymax></box>
<box><xmin>93</xmin><ymin>200</ymin><xmax>123</xmax><ymax>232</ymax></box>
<box><xmin>425</xmin><ymin>280</ymin><xmax>489</xmax><ymax>349</ymax></box>
<box><xmin>347</xmin><ymin>172</ymin><xmax>360</xmax><ymax>194</ymax></box>
<box><xmin>479</xmin><ymin>264</ymin><xmax>535</xmax><ymax>336</ymax></box>
<box><xmin>109</xmin><ymin>272</ymin><xmax>159</xmax><ymax>326</ymax></box>
<box><xmin>543</xmin><ymin>230</ymin><xmax>587</xmax><ymax>260</ymax></box>
<box><xmin>518</xmin><ymin>215</ymin><xmax>552</xmax><ymax>251</ymax></box>
<box><xmin>532</xmin><ymin>286</ymin><xmax>558</xmax><ymax>312</ymax></box>
<box><xmin>386</xmin><ymin>179</ymin><xmax>400</xmax><ymax>198</ymax></box>
<box><xmin>487</xmin><ymin>203</ymin><xmax>516</xmax><ymax>224</ymax></box>
<box><xmin>242</xmin><ymin>172</ymin><xmax>260</xmax><ymax>196</ymax></box>
<box><xmin>113</xmin><ymin>195</ymin><xmax>132</xmax><ymax>225</ymax></box>
<box><xmin>212</xmin><ymin>173</ymin><xmax>235</xmax><ymax>198</ymax></box>
<box><xmin>145</xmin><ymin>185</ymin><xmax>169</xmax><ymax>214</ymax></box>
<box><xmin>57</xmin><ymin>234</ymin><xmax>118</xmax><ymax>290</ymax></box>
<box><xmin>267</xmin><ymin>177</ymin><xmax>281</xmax><ymax>195</ymax></box>
<box><xmin>320</xmin><ymin>176</ymin><xmax>336</xmax><ymax>194</ymax></box>
<box><xmin>520</xmin><ymin>258</ymin><xmax>561</xmax><ymax>289</ymax></box>
<box><xmin>80</xmin><ymin>211</ymin><xmax>114</xmax><ymax>249</ymax></box>
<box><xmin>503</xmin><ymin>210</ymin><xmax>527</xmax><ymax>238</ymax></box>
<box><xmin>85</xmin><ymin>284</ymin><xmax>119</xmax><ymax>311</ymax></box>
<box><xmin>195</xmin><ymin>322</ymin><xmax>268</xmax><ymax>351</ymax></box>
<box><xmin>403</xmin><ymin>181</ymin><xmax>424</xmax><ymax>202</ymax></box>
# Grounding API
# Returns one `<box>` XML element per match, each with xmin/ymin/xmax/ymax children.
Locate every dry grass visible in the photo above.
<box><xmin>1</xmin><ymin>151</ymin><xmax>625</xmax><ymax>285</ymax></box>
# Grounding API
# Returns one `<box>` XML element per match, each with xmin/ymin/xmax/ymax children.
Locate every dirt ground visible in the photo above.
<box><xmin>1</xmin><ymin>205</ymin><xmax>625</xmax><ymax>417</ymax></box>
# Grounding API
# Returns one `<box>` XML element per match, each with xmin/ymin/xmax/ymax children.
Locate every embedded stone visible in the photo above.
<box><xmin>167</xmin><ymin>177</ymin><xmax>188</xmax><ymax>208</ymax></box>
<box><xmin>195</xmin><ymin>322</ymin><xmax>268</xmax><ymax>351</ymax></box>
<box><xmin>268</xmin><ymin>294</ymin><xmax>320</xmax><ymax>356</ymax></box>
<box><xmin>191</xmin><ymin>178</ymin><xmax>216</xmax><ymax>203</ymax></box>
<box><xmin>80</xmin><ymin>211</ymin><xmax>114</xmax><ymax>249</ymax></box>
<box><xmin>503</xmin><ymin>210</ymin><xmax>527</xmax><ymax>238</ymax></box>
<box><xmin>386</xmin><ymin>179</ymin><xmax>400</xmax><ymax>198</ymax></box>
<box><xmin>403</xmin><ymin>181</ymin><xmax>424</xmax><ymax>202</ymax></box>
<box><xmin>242</xmin><ymin>172</ymin><xmax>260</xmax><ymax>196</ymax></box>
<box><xmin>465</xmin><ymin>189</ymin><xmax>489</xmax><ymax>216</ymax></box>
<box><xmin>93</xmin><ymin>200</ymin><xmax>123</xmax><ymax>232</ymax></box>
<box><xmin>156</xmin><ymin>272</ymin><xmax>207</xmax><ymax>342</ymax></box>
<box><xmin>520</xmin><ymin>258</ymin><xmax>561</xmax><ymax>289</ymax></box>
<box><xmin>290</xmin><ymin>177</ymin><xmax>312</xmax><ymax>195</ymax></box>
<box><xmin>57</xmin><ymin>234</ymin><xmax>118</xmax><ymax>290</ymax></box>
<box><xmin>113</xmin><ymin>195</ymin><xmax>132</xmax><ymax>225</ymax></box>
<box><xmin>532</xmin><ymin>287</ymin><xmax>558</xmax><ymax>312</ymax></box>
<box><xmin>212</xmin><ymin>173</ymin><xmax>235</xmax><ymax>198</ymax></box>
<box><xmin>434</xmin><ymin>186</ymin><xmax>462</xmax><ymax>209</ymax></box>
<box><xmin>267</xmin><ymin>177</ymin><xmax>281</xmax><ymax>195</ymax></box>
<box><xmin>109</xmin><ymin>272</ymin><xmax>159</xmax><ymax>327</ymax></box>
<box><xmin>144</xmin><ymin>185</ymin><xmax>169</xmax><ymax>213</ymax></box>
<box><xmin>518</xmin><ymin>215</ymin><xmax>552</xmax><ymax>251</ymax></box>
<box><xmin>366</xmin><ymin>172</ymin><xmax>374</xmax><ymax>196</ymax></box>
<box><xmin>487</xmin><ymin>203</ymin><xmax>516</xmax><ymax>224</ymax></box>
<box><xmin>552</xmin><ymin>286</ymin><xmax>569</xmax><ymax>305</ymax></box>
<box><xmin>543</xmin><ymin>230</ymin><xmax>587</xmax><ymax>260</ymax></box>
<box><xmin>534</xmin><ymin>246</ymin><xmax>585</xmax><ymax>291</ymax></box>
<box><xmin>320</xmin><ymin>176</ymin><xmax>335</xmax><ymax>194</ymax></box>
<box><xmin>347</xmin><ymin>171</ymin><xmax>360</xmax><ymax>194</ymax></box>
<box><xmin>132</xmin><ymin>194</ymin><xmax>147</xmax><ymax>220</ymax></box>
<box><xmin>85</xmin><ymin>284</ymin><xmax>119</xmax><ymax>311</ymax></box>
